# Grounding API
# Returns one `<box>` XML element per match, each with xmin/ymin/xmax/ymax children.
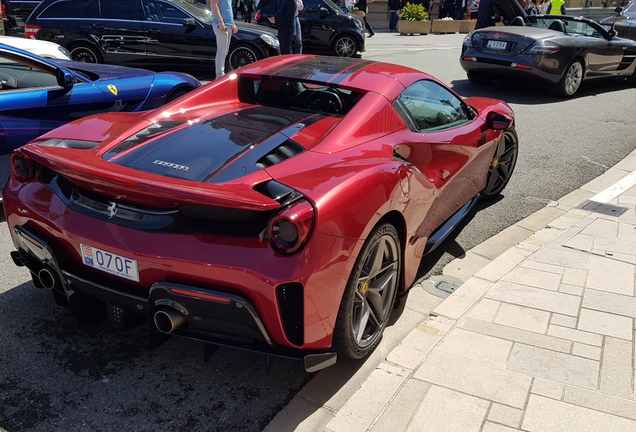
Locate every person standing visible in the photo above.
<box><xmin>475</xmin><ymin>0</ymin><xmax>499</xmax><ymax>29</ymax></box>
<box><xmin>546</xmin><ymin>0</ymin><xmax>565</xmax><ymax>14</ymax></box>
<box><xmin>269</xmin><ymin>0</ymin><xmax>298</xmax><ymax>54</ymax></box>
<box><xmin>469</xmin><ymin>0</ymin><xmax>479</xmax><ymax>18</ymax></box>
<box><xmin>355</xmin><ymin>0</ymin><xmax>375</xmax><ymax>37</ymax></box>
<box><xmin>210</xmin><ymin>0</ymin><xmax>238</xmax><ymax>79</ymax></box>
<box><xmin>388</xmin><ymin>0</ymin><xmax>403</xmax><ymax>33</ymax></box>
<box><xmin>243</xmin><ymin>0</ymin><xmax>254</xmax><ymax>22</ymax></box>
<box><xmin>292</xmin><ymin>0</ymin><xmax>304</xmax><ymax>54</ymax></box>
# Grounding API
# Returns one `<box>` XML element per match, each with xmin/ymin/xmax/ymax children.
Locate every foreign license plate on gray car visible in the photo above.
<box><xmin>486</xmin><ymin>40</ymin><xmax>507</xmax><ymax>49</ymax></box>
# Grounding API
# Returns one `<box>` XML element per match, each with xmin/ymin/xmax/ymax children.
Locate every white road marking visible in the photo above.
<box><xmin>589</xmin><ymin>170</ymin><xmax>636</xmax><ymax>203</ymax></box>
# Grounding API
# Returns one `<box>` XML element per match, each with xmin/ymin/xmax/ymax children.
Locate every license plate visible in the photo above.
<box><xmin>487</xmin><ymin>40</ymin><xmax>508</xmax><ymax>50</ymax></box>
<box><xmin>81</xmin><ymin>244</ymin><xmax>139</xmax><ymax>282</ymax></box>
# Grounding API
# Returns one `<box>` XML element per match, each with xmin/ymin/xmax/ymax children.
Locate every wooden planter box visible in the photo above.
<box><xmin>459</xmin><ymin>20</ymin><xmax>476</xmax><ymax>33</ymax></box>
<box><xmin>432</xmin><ymin>19</ymin><xmax>461</xmax><ymax>33</ymax></box>
<box><xmin>398</xmin><ymin>20</ymin><xmax>431</xmax><ymax>35</ymax></box>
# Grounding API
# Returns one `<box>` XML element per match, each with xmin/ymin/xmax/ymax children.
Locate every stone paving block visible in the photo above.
<box><xmin>515</xmin><ymin>206</ymin><xmax>565</xmax><ymax>233</ymax></box>
<box><xmin>501</xmin><ymin>266</ymin><xmax>562</xmax><ymax>291</ymax></box>
<box><xmin>466</xmin><ymin>298</ymin><xmax>500</xmax><ymax>322</ymax></box>
<box><xmin>548</xmin><ymin>324</ymin><xmax>603</xmax><ymax>346</ymax></box>
<box><xmin>406</xmin><ymin>385</ymin><xmax>489</xmax><ymax>432</ymax></box>
<box><xmin>572</xmin><ymin>343</ymin><xmax>602</xmax><ymax>360</ymax></box>
<box><xmin>520</xmin><ymin>259</ymin><xmax>564</xmax><ymax>275</ymax></box>
<box><xmin>564</xmin><ymin>385</ymin><xmax>636</xmax><ymax>420</ymax></box>
<box><xmin>523</xmin><ymin>227</ymin><xmax>566</xmax><ymax>247</ymax></box>
<box><xmin>531</xmin><ymin>377</ymin><xmax>564</xmax><ymax>399</ymax></box>
<box><xmin>461</xmin><ymin>317</ymin><xmax>572</xmax><ymax>353</ymax></box>
<box><xmin>582</xmin><ymin>289</ymin><xmax>636</xmax><ymax>318</ymax></box>
<box><xmin>548</xmin><ymin>212</ymin><xmax>587</xmax><ymax>230</ymax></box>
<box><xmin>562</xmin><ymin>233</ymin><xmax>594</xmax><ymax>252</ymax></box>
<box><xmin>582</xmin><ymin>167</ymin><xmax>635</xmax><ymax>196</ymax></box>
<box><xmin>598</xmin><ymin>251</ymin><xmax>636</xmax><ymax>264</ymax></box>
<box><xmin>370</xmin><ymin>378</ymin><xmax>431</xmax><ymax>432</ymax></box>
<box><xmin>593</xmin><ymin>237</ymin><xmax>636</xmax><ymax>257</ymax></box>
<box><xmin>435</xmin><ymin>328</ymin><xmax>513</xmax><ymax>368</ymax></box>
<box><xmin>550</xmin><ymin>313</ymin><xmax>577</xmax><ymax>328</ymax></box>
<box><xmin>617</xmin><ymin>206</ymin><xmax>636</xmax><ymax>225</ymax></box>
<box><xmin>470</xmin><ymin>225</ymin><xmax>534</xmax><ymax>261</ymax></box>
<box><xmin>414</xmin><ymin>351</ymin><xmax>532</xmax><ymax>408</ymax></box>
<box><xmin>432</xmin><ymin>277</ymin><xmax>494</xmax><ymax>320</ymax></box>
<box><xmin>487</xmin><ymin>403</ymin><xmax>523</xmax><ymax>429</ymax></box>
<box><xmin>486</xmin><ymin>281</ymin><xmax>581</xmax><ymax>316</ymax></box>
<box><xmin>442</xmin><ymin>250</ymin><xmax>492</xmax><ymax>283</ymax></box>
<box><xmin>523</xmin><ymin>394</ymin><xmax>636</xmax><ymax>431</ymax></box>
<box><xmin>474</xmin><ymin>247</ymin><xmax>531</xmax><ymax>282</ymax></box>
<box><xmin>561</xmin><ymin>267</ymin><xmax>587</xmax><ymax>286</ymax></box>
<box><xmin>580</xmin><ymin>218</ymin><xmax>619</xmax><ymax>239</ymax></box>
<box><xmin>482</xmin><ymin>422</ymin><xmax>522</xmax><ymax>432</ymax></box>
<box><xmin>402</xmin><ymin>284</ymin><xmax>446</xmax><ymax>316</ymax></box>
<box><xmin>559</xmin><ymin>283</ymin><xmax>584</xmax><ymax>296</ymax></box>
<box><xmin>262</xmin><ymin>396</ymin><xmax>334</xmax><ymax>432</ymax></box>
<box><xmin>556</xmin><ymin>188</ymin><xmax>595</xmax><ymax>211</ymax></box>
<box><xmin>618</xmin><ymin>222</ymin><xmax>636</xmax><ymax>242</ymax></box>
<box><xmin>507</xmin><ymin>344</ymin><xmax>600</xmax><ymax>390</ymax></box>
<box><xmin>386</xmin><ymin>317</ymin><xmax>454</xmax><ymax>370</ymax></box>
<box><xmin>326</xmin><ymin>363</ymin><xmax>409</xmax><ymax>432</ymax></box>
<box><xmin>529</xmin><ymin>245</ymin><xmax>590</xmax><ymax>270</ymax></box>
<box><xmin>586</xmin><ymin>255</ymin><xmax>635</xmax><ymax>296</ymax></box>
<box><xmin>600</xmin><ymin>337</ymin><xmax>634</xmax><ymax>399</ymax></box>
<box><xmin>494</xmin><ymin>303</ymin><xmax>550</xmax><ymax>334</ymax></box>
<box><xmin>578</xmin><ymin>308</ymin><xmax>633</xmax><ymax>340</ymax></box>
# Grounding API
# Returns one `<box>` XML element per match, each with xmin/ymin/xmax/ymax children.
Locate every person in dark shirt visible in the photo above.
<box><xmin>388</xmin><ymin>0</ymin><xmax>403</xmax><ymax>33</ymax></box>
<box><xmin>355</xmin><ymin>0</ymin><xmax>375</xmax><ymax>37</ymax></box>
<box><xmin>475</xmin><ymin>0</ymin><xmax>500</xmax><ymax>29</ymax></box>
<box><xmin>269</xmin><ymin>0</ymin><xmax>298</xmax><ymax>54</ymax></box>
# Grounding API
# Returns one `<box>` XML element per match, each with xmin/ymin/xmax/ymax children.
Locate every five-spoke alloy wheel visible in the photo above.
<box><xmin>482</xmin><ymin>128</ymin><xmax>519</xmax><ymax>199</ymax></box>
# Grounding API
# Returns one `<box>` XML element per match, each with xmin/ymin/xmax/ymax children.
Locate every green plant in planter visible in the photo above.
<box><xmin>398</xmin><ymin>3</ymin><xmax>429</xmax><ymax>21</ymax></box>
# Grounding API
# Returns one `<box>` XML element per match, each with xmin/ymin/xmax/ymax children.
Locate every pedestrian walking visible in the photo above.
<box><xmin>210</xmin><ymin>0</ymin><xmax>239</xmax><ymax>79</ymax></box>
<box><xmin>388</xmin><ymin>0</ymin><xmax>403</xmax><ymax>33</ymax></box>
<box><xmin>269</xmin><ymin>0</ymin><xmax>298</xmax><ymax>54</ymax></box>
<box><xmin>243</xmin><ymin>0</ymin><xmax>253</xmax><ymax>22</ymax></box>
<box><xmin>355</xmin><ymin>0</ymin><xmax>375</xmax><ymax>37</ymax></box>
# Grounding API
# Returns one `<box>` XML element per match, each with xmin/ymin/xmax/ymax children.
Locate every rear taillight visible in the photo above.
<box><xmin>25</xmin><ymin>25</ymin><xmax>42</xmax><ymax>39</ymax></box>
<box><xmin>255</xmin><ymin>11</ymin><xmax>261</xmax><ymax>21</ymax></box>
<box><xmin>269</xmin><ymin>200</ymin><xmax>314</xmax><ymax>254</ymax></box>
<box><xmin>1</xmin><ymin>4</ymin><xmax>7</xmax><ymax>23</ymax></box>
<box><xmin>11</xmin><ymin>152</ymin><xmax>35</xmax><ymax>182</ymax></box>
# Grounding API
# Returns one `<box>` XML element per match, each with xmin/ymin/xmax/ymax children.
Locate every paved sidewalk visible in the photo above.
<box><xmin>266</xmin><ymin>149</ymin><xmax>636</xmax><ymax>431</ymax></box>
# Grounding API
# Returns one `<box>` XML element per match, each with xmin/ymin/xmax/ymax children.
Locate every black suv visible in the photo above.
<box><xmin>1</xmin><ymin>0</ymin><xmax>42</xmax><ymax>35</ymax></box>
<box><xmin>255</xmin><ymin>0</ymin><xmax>365</xmax><ymax>57</ymax></box>
<box><xmin>25</xmin><ymin>0</ymin><xmax>280</xmax><ymax>71</ymax></box>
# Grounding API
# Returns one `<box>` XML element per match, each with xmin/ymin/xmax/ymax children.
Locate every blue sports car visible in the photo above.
<box><xmin>0</xmin><ymin>44</ymin><xmax>201</xmax><ymax>155</ymax></box>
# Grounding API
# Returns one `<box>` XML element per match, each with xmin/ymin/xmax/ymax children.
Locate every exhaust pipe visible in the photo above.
<box><xmin>154</xmin><ymin>308</ymin><xmax>187</xmax><ymax>334</ymax></box>
<box><xmin>38</xmin><ymin>267</ymin><xmax>58</xmax><ymax>290</ymax></box>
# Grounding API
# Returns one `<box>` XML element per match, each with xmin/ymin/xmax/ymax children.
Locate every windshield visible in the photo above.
<box><xmin>168</xmin><ymin>0</ymin><xmax>213</xmax><ymax>24</ymax></box>
<box><xmin>625</xmin><ymin>0</ymin><xmax>636</xmax><ymax>16</ymax></box>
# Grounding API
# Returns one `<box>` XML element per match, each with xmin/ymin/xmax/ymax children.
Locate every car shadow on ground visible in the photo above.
<box><xmin>451</xmin><ymin>76</ymin><xmax>634</xmax><ymax>105</ymax></box>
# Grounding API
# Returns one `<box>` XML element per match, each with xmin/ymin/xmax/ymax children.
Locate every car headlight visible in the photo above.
<box><xmin>260</xmin><ymin>33</ymin><xmax>280</xmax><ymax>48</ymax></box>
<box><xmin>526</xmin><ymin>40</ymin><xmax>562</xmax><ymax>54</ymax></box>
<box><xmin>59</xmin><ymin>46</ymin><xmax>72</xmax><ymax>59</ymax></box>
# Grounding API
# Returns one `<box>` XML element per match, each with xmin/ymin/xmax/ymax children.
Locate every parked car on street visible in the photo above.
<box><xmin>1</xmin><ymin>0</ymin><xmax>42</xmax><ymax>35</ymax></box>
<box><xmin>0</xmin><ymin>34</ymin><xmax>69</xmax><ymax>58</ymax></box>
<box><xmin>460</xmin><ymin>0</ymin><xmax>636</xmax><ymax>96</ymax></box>
<box><xmin>255</xmin><ymin>0</ymin><xmax>365</xmax><ymax>57</ymax></box>
<box><xmin>3</xmin><ymin>55</ymin><xmax>518</xmax><ymax>372</ymax></box>
<box><xmin>0</xmin><ymin>44</ymin><xmax>200</xmax><ymax>155</ymax></box>
<box><xmin>25</xmin><ymin>0</ymin><xmax>280</xmax><ymax>72</ymax></box>
<box><xmin>599</xmin><ymin>1</ymin><xmax>636</xmax><ymax>40</ymax></box>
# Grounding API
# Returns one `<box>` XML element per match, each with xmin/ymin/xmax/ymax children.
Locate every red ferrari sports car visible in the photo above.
<box><xmin>3</xmin><ymin>55</ymin><xmax>518</xmax><ymax>372</ymax></box>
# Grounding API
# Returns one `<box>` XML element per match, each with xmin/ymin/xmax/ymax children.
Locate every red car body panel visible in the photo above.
<box><xmin>3</xmin><ymin>55</ymin><xmax>516</xmax><ymax>361</ymax></box>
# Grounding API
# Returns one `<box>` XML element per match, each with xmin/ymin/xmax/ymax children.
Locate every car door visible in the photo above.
<box><xmin>568</xmin><ymin>20</ymin><xmax>626</xmax><ymax>76</ymax></box>
<box><xmin>140</xmin><ymin>0</ymin><xmax>213</xmax><ymax>67</ymax></box>
<box><xmin>0</xmin><ymin>52</ymin><xmax>111</xmax><ymax>154</ymax></box>
<box><xmin>76</xmin><ymin>0</ymin><xmax>147</xmax><ymax>65</ymax></box>
<box><xmin>392</xmin><ymin>79</ymin><xmax>499</xmax><ymax>238</ymax></box>
<box><xmin>298</xmin><ymin>0</ymin><xmax>337</xmax><ymax>52</ymax></box>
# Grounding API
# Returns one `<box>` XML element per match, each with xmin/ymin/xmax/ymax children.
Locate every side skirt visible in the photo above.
<box><xmin>423</xmin><ymin>193</ymin><xmax>481</xmax><ymax>256</ymax></box>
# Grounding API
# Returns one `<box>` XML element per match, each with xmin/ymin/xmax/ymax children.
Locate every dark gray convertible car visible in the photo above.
<box><xmin>460</xmin><ymin>11</ymin><xmax>636</xmax><ymax>96</ymax></box>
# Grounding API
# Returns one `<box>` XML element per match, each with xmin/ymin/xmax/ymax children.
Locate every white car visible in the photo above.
<box><xmin>0</xmin><ymin>35</ymin><xmax>71</xmax><ymax>59</ymax></box>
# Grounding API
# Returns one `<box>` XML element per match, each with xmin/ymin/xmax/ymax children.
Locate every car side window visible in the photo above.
<box><xmin>82</xmin><ymin>0</ymin><xmax>137</xmax><ymax>19</ymax></box>
<box><xmin>40</xmin><ymin>0</ymin><xmax>90</xmax><ymax>18</ymax></box>
<box><xmin>396</xmin><ymin>80</ymin><xmax>473</xmax><ymax>132</ymax></box>
<box><xmin>0</xmin><ymin>57</ymin><xmax>59</xmax><ymax>90</ymax></box>
<box><xmin>143</xmin><ymin>0</ymin><xmax>189</xmax><ymax>23</ymax></box>
<box><xmin>303</xmin><ymin>0</ymin><xmax>323</xmax><ymax>13</ymax></box>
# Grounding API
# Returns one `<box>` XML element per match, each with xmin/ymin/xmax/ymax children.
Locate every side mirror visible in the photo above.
<box><xmin>614</xmin><ymin>6</ymin><xmax>623</xmax><ymax>14</ymax></box>
<box><xmin>184</xmin><ymin>18</ymin><xmax>197</xmax><ymax>28</ymax></box>
<box><xmin>56</xmin><ymin>68</ymin><xmax>75</xmax><ymax>89</ymax></box>
<box><xmin>486</xmin><ymin>112</ymin><xmax>511</xmax><ymax>130</ymax></box>
<box><xmin>318</xmin><ymin>6</ymin><xmax>329</xmax><ymax>16</ymax></box>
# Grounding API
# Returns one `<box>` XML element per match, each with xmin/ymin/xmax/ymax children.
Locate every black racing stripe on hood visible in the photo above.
<box><xmin>262</xmin><ymin>57</ymin><xmax>374</xmax><ymax>85</ymax></box>
<box><xmin>105</xmin><ymin>106</ymin><xmax>321</xmax><ymax>183</ymax></box>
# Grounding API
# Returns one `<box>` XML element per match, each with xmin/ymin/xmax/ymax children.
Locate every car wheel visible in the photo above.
<box><xmin>69</xmin><ymin>43</ymin><xmax>103</xmax><ymax>64</ymax></box>
<box><xmin>482</xmin><ymin>127</ymin><xmax>519</xmax><ymax>200</ymax></box>
<box><xmin>332</xmin><ymin>34</ymin><xmax>358</xmax><ymax>58</ymax></box>
<box><xmin>333</xmin><ymin>223</ymin><xmax>401</xmax><ymax>359</ymax></box>
<box><xmin>165</xmin><ymin>87</ymin><xmax>194</xmax><ymax>104</ymax></box>
<box><xmin>226</xmin><ymin>43</ymin><xmax>261</xmax><ymax>72</ymax></box>
<box><xmin>557</xmin><ymin>59</ymin><xmax>584</xmax><ymax>97</ymax></box>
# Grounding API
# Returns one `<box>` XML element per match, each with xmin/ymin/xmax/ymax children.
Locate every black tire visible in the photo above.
<box><xmin>165</xmin><ymin>87</ymin><xmax>193</xmax><ymax>104</ymax></box>
<box><xmin>226</xmin><ymin>43</ymin><xmax>261</xmax><ymax>72</ymax></box>
<box><xmin>332</xmin><ymin>34</ymin><xmax>358</xmax><ymax>58</ymax></box>
<box><xmin>69</xmin><ymin>43</ymin><xmax>103</xmax><ymax>64</ymax></box>
<box><xmin>557</xmin><ymin>59</ymin><xmax>584</xmax><ymax>97</ymax></box>
<box><xmin>467</xmin><ymin>70</ymin><xmax>492</xmax><ymax>85</ymax></box>
<box><xmin>333</xmin><ymin>223</ymin><xmax>401</xmax><ymax>359</ymax></box>
<box><xmin>481</xmin><ymin>127</ymin><xmax>519</xmax><ymax>200</ymax></box>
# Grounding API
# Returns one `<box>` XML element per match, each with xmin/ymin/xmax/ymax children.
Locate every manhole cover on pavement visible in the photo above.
<box><xmin>421</xmin><ymin>276</ymin><xmax>463</xmax><ymax>298</ymax></box>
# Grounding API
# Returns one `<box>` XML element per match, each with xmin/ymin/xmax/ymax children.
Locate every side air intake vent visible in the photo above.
<box><xmin>255</xmin><ymin>140</ymin><xmax>304</xmax><ymax>170</ymax></box>
<box><xmin>276</xmin><ymin>282</ymin><xmax>304</xmax><ymax>346</ymax></box>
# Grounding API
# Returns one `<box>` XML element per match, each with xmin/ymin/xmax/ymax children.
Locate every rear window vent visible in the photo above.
<box><xmin>255</xmin><ymin>140</ymin><xmax>304</xmax><ymax>170</ymax></box>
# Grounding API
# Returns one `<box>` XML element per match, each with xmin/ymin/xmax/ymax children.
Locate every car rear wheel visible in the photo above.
<box><xmin>332</xmin><ymin>34</ymin><xmax>358</xmax><ymax>58</ymax></box>
<box><xmin>557</xmin><ymin>60</ymin><xmax>583</xmax><ymax>97</ymax></box>
<box><xmin>482</xmin><ymin>127</ymin><xmax>519</xmax><ymax>199</ymax></box>
<box><xmin>68</xmin><ymin>43</ymin><xmax>103</xmax><ymax>64</ymax></box>
<box><xmin>333</xmin><ymin>223</ymin><xmax>401</xmax><ymax>359</ymax></box>
<box><xmin>226</xmin><ymin>43</ymin><xmax>261</xmax><ymax>72</ymax></box>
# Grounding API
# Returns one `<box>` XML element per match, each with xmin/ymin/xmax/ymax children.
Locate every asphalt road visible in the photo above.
<box><xmin>1</xmin><ymin>32</ymin><xmax>635</xmax><ymax>432</ymax></box>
